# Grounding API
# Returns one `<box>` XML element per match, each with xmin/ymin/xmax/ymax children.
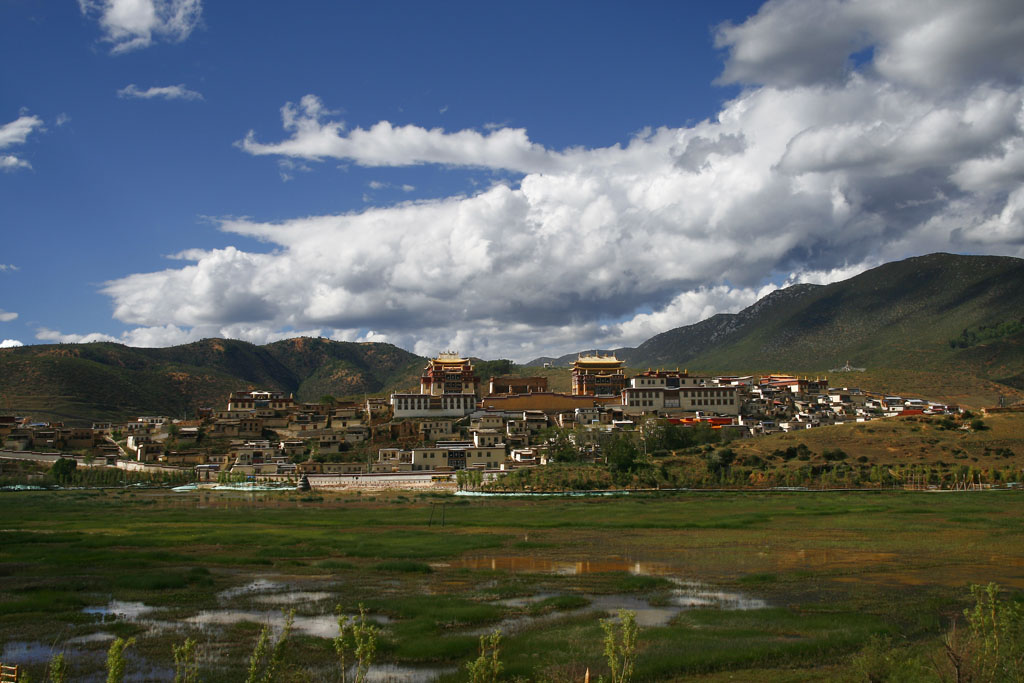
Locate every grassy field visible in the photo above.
<box><xmin>728</xmin><ymin>411</ymin><xmax>1024</xmax><ymax>471</ymax></box>
<box><xmin>1</xmin><ymin>488</ymin><xmax>1023</xmax><ymax>681</ymax></box>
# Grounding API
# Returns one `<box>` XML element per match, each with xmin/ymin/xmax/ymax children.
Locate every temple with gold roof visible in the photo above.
<box><xmin>571</xmin><ymin>354</ymin><xmax>626</xmax><ymax>397</ymax></box>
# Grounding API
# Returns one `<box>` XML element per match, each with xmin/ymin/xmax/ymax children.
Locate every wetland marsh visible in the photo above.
<box><xmin>1</xmin><ymin>488</ymin><xmax>1022</xmax><ymax>680</ymax></box>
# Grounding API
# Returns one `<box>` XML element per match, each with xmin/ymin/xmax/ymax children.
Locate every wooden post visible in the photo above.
<box><xmin>1</xmin><ymin>663</ymin><xmax>20</xmax><ymax>682</ymax></box>
<box><xmin>428</xmin><ymin>502</ymin><xmax>447</xmax><ymax>527</ymax></box>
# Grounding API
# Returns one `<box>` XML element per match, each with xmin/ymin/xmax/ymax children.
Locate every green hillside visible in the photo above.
<box><xmin>533</xmin><ymin>254</ymin><xmax>1024</xmax><ymax>389</ymax></box>
<box><xmin>673</xmin><ymin>253</ymin><xmax>1024</xmax><ymax>380</ymax></box>
<box><xmin>0</xmin><ymin>338</ymin><xmax>424</xmax><ymax>424</ymax></box>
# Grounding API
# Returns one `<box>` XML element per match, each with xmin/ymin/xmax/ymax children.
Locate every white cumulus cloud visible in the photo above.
<box><xmin>0</xmin><ymin>114</ymin><xmax>44</xmax><ymax>172</ymax></box>
<box><xmin>117</xmin><ymin>84</ymin><xmax>203</xmax><ymax>101</ymax></box>
<box><xmin>0</xmin><ymin>339</ymin><xmax>23</xmax><ymax>349</ymax></box>
<box><xmin>1</xmin><ymin>156</ymin><xmax>32</xmax><ymax>172</ymax></box>
<box><xmin>65</xmin><ymin>0</ymin><xmax>1024</xmax><ymax>360</ymax></box>
<box><xmin>79</xmin><ymin>0</ymin><xmax>202</xmax><ymax>54</ymax></box>
<box><xmin>239</xmin><ymin>94</ymin><xmax>560</xmax><ymax>173</ymax></box>
<box><xmin>0</xmin><ymin>309</ymin><xmax>18</xmax><ymax>322</ymax></box>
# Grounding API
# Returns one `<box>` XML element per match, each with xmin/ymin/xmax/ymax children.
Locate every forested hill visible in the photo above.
<box><xmin>0</xmin><ymin>337</ymin><xmax>425</xmax><ymax>424</ymax></box>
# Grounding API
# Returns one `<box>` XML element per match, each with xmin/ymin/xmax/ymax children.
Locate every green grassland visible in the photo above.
<box><xmin>1</xmin><ymin>489</ymin><xmax>1022</xmax><ymax>680</ymax></box>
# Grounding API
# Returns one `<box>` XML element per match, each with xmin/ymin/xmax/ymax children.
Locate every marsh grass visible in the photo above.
<box><xmin>528</xmin><ymin>595</ymin><xmax>591</xmax><ymax>614</ymax></box>
<box><xmin>739</xmin><ymin>573</ymin><xmax>779</xmax><ymax>585</ymax></box>
<box><xmin>373</xmin><ymin>560</ymin><xmax>433</xmax><ymax>573</ymax></box>
<box><xmin>1</xmin><ymin>489</ymin><xmax>1023</xmax><ymax>680</ymax></box>
<box><xmin>638</xmin><ymin>607</ymin><xmax>889</xmax><ymax>677</ymax></box>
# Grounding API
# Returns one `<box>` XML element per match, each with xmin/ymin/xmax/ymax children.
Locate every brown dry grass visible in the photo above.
<box><xmin>728</xmin><ymin>412</ymin><xmax>1024</xmax><ymax>470</ymax></box>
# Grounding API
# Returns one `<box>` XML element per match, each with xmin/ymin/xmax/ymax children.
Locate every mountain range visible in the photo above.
<box><xmin>0</xmin><ymin>337</ymin><xmax>424</xmax><ymax>424</ymax></box>
<box><xmin>2</xmin><ymin>253</ymin><xmax>1022</xmax><ymax>424</ymax></box>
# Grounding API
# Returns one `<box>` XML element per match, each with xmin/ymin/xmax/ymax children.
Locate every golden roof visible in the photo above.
<box><xmin>575</xmin><ymin>354</ymin><xmax>621</xmax><ymax>364</ymax></box>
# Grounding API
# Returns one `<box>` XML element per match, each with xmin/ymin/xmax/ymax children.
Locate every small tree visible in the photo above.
<box><xmin>106</xmin><ymin>637</ymin><xmax>135</xmax><ymax>683</ymax></box>
<box><xmin>466</xmin><ymin>630</ymin><xmax>503</xmax><ymax>683</ymax></box>
<box><xmin>335</xmin><ymin>603</ymin><xmax>378</xmax><ymax>683</ymax></box>
<box><xmin>50</xmin><ymin>457</ymin><xmax>77</xmax><ymax>484</ymax></box>
<box><xmin>46</xmin><ymin>653</ymin><xmax>69</xmax><ymax>683</ymax></box>
<box><xmin>245</xmin><ymin>610</ymin><xmax>294</xmax><ymax>683</ymax></box>
<box><xmin>964</xmin><ymin>582</ymin><xmax>1024</xmax><ymax>681</ymax></box>
<box><xmin>600</xmin><ymin>610</ymin><xmax>638</xmax><ymax>683</ymax></box>
<box><xmin>172</xmin><ymin>637</ymin><xmax>199</xmax><ymax>683</ymax></box>
<box><xmin>546</xmin><ymin>427</ymin><xmax>580</xmax><ymax>462</ymax></box>
<box><xmin>606</xmin><ymin>436</ymin><xmax>640</xmax><ymax>474</ymax></box>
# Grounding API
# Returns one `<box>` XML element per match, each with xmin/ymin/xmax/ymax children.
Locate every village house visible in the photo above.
<box><xmin>314</xmin><ymin>433</ymin><xmax>343</xmax><ymax>455</ymax></box>
<box><xmin>472</xmin><ymin>428</ymin><xmax>502</xmax><ymax>447</ymax></box>
<box><xmin>330</xmin><ymin>408</ymin><xmax>364</xmax><ymax>429</ymax></box>
<box><xmin>229</xmin><ymin>440</ymin><xmax>276</xmax><ymax>470</ymax></box>
<box><xmin>286</xmin><ymin>413</ymin><xmax>330</xmax><ymax>433</ymax></box>
<box><xmin>418</xmin><ymin>419</ymin><xmax>455</xmax><ymax>441</ymax></box>
<box><xmin>119</xmin><ymin>421</ymin><xmax>150</xmax><ymax>435</ymax></box>
<box><xmin>3</xmin><ymin>429</ymin><xmax>32</xmax><ymax>451</ymax></box>
<box><xmin>621</xmin><ymin>370</ymin><xmax>739</xmax><ymax>416</ymax></box>
<box><xmin>365</xmin><ymin>397</ymin><xmax>390</xmax><ymax>419</ymax></box>
<box><xmin>126</xmin><ymin>433</ymin><xmax>153</xmax><ymax>453</ymax></box>
<box><xmin>279</xmin><ymin>440</ymin><xmax>306</xmax><ymax>458</ymax></box>
<box><xmin>210</xmin><ymin>416</ymin><xmax>263</xmax><ymax>439</ymax></box>
<box><xmin>206</xmin><ymin>452</ymin><xmax>234</xmax><ymax>470</ymax></box>
<box><xmin>91</xmin><ymin>422</ymin><xmax>113</xmax><ymax>436</ymax></box>
<box><xmin>298</xmin><ymin>460</ymin><xmax>366</xmax><ymax>475</ymax></box>
<box><xmin>54</xmin><ymin>427</ymin><xmax>99</xmax><ymax>451</ymax></box>
<box><xmin>471</xmin><ymin>412</ymin><xmax>505</xmax><ymax>431</ymax></box>
<box><xmin>377</xmin><ymin>442</ymin><xmax>507</xmax><ymax>472</ymax></box>
<box><xmin>342</xmin><ymin>425</ymin><xmax>370</xmax><ymax>443</ymax></box>
<box><xmin>227</xmin><ymin>391</ymin><xmax>295</xmax><ymax>413</ymax></box>
<box><xmin>161</xmin><ymin>450</ymin><xmax>206</xmax><ymax>466</ymax></box>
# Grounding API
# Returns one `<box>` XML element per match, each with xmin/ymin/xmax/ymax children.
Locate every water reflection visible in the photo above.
<box><xmin>217</xmin><ymin>579</ymin><xmax>286</xmax><ymax>600</ymax></box>
<box><xmin>480</xmin><ymin>581</ymin><xmax>767</xmax><ymax>634</ymax></box>
<box><xmin>187</xmin><ymin>609</ymin><xmax>343</xmax><ymax>638</ymax></box>
<box><xmin>82</xmin><ymin>600</ymin><xmax>155</xmax><ymax>620</ymax></box>
<box><xmin>437</xmin><ymin>556</ymin><xmax>678</xmax><ymax>575</ymax></box>
<box><xmin>81</xmin><ymin>597</ymin><xmax>391</xmax><ymax>641</ymax></box>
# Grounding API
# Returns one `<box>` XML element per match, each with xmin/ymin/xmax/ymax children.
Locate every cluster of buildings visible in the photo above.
<box><xmin>1</xmin><ymin>351</ymin><xmax>963</xmax><ymax>482</ymax></box>
<box><xmin>0</xmin><ymin>415</ymin><xmax>117</xmax><ymax>456</ymax></box>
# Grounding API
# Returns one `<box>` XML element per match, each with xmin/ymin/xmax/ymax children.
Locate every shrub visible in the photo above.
<box><xmin>106</xmin><ymin>637</ymin><xmax>135</xmax><ymax>683</ymax></box>
<box><xmin>601</xmin><ymin>610</ymin><xmax>638</xmax><ymax>683</ymax></box>
<box><xmin>466</xmin><ymin>630</ymin><xmax>503</xmax><ymax>683</ymax></box>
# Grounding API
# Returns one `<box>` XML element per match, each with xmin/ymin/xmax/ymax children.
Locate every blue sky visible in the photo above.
<box><xmin>2</xmin><ymin>0</ymin><xmax>1023</xmax><ymax>362</ymax></box>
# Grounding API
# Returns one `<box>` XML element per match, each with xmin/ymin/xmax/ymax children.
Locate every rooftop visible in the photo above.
<box><xmin>575</xmin><ymin>354</ymin><xmax>622</xmax><ymax>364</ymax></box>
